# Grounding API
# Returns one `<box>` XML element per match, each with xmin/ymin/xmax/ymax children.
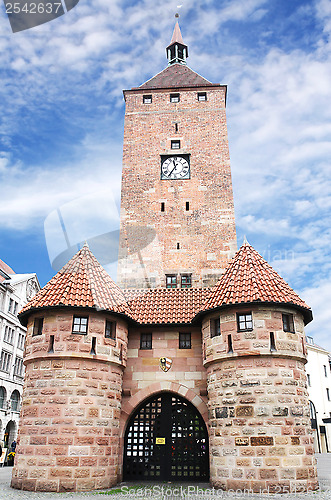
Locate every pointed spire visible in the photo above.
<box><xmin>166</xmin><ymin>19</ymin><xmax>188</xmax><ymax>65</ymax></box>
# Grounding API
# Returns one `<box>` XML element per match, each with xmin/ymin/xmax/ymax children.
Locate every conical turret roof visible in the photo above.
<box><xmin>203</xmin><ymin>242</ymin><xmax>312</xmax><ymax>323</ymax></box>
<box><xmin>19</xmin><ymin>244</ymin><xmax>132</xmax><ymax>322</ymax></box>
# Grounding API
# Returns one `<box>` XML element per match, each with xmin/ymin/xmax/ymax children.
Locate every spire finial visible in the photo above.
<box><xmin>175</xmin><ymin>12</ymin><xmax>180</xmax><ymax>18</ymax></box>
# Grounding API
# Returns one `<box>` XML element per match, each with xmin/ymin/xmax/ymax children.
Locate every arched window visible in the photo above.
<box><xmin>11</xmin><ymin>390</ymin><xmax>20</xmax><ymax>412</ymax></box>
<box><xmin>0</xmin><ymin>387</ymin><xmax>6</xmax><ymax>409</ymax></box>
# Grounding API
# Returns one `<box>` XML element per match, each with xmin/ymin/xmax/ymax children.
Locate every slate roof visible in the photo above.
<box><xmin>136</xmin><ymin>63</ymin><xmax>215</xmax><ymax>90</ymax></box>
<box><xmin>203</xmin><ymin>242</ymin><xmax>312</xmax><ymax>323</ymax></box>
<box><xmin>19</xmin><ymin>244</ymin><xmax>131</xmax><ymax>322</ymax></box>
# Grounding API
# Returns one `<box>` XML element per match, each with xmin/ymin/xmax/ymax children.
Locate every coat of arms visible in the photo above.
<box><xmin>159</xmin><ymin>357</ymin><xmax>172</xmax><ymax>372</ymax></box>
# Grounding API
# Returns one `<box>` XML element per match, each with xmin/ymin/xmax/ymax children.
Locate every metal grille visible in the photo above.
<box><xmin>124</xmin><ymin>392</ymin><xmax>208</xmax><ymax>481</ymax></box>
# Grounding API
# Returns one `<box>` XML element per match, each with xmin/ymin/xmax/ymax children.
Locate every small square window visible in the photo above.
<box><xmin>143</xmin><ymin>95</ymin><xmax>152</xmax><ymax>104</ymax></box>
<box><xmin>166</xmin><ymin>275</ymin><xmax>177</xmax><ymax>289</ymax></box>
<box><xmin>140</xmin><ymin>333</ymin><xmax>152</xmax><ymax>350</ymax></box>
<box><xmin>170</xmin><ymin>93</ymin><xmax>180</xmax><ymax>103</ymax></box>
<box><xmin>211</xmin><ymin>318</ymin><xmax>221</xmax><ymax>338</ymax></box>
<box><xmin>72</xmin><ymin>316</ymin><xmax>88</xmax><ymax>335</ymax></box>
<box><xmin>282</xmin><ymin>313</ymin><xmax>294</xmax><ymax>333</ymax></box>
<box><xmin>237</xmin><ymin>312</ymin><xmax>253</xmax><ymax>331</ymax></box>
<box><xmin>179</xmin><ymin>332</ymin><xmax>191</xmax><ymax>349</ymax></box>
<box><xmin>105</xmin><ymin>320</ymin><xmax>116</xmax><ymax>340</ymax></box>
<box><xmin>181</xmin><ymin>275</ymin><xmax>192</xmax><ymax>289</ymax></box>
<box><xmin>33</xmin><ymin>317</ymin><xmax>44</xmax><ymax>336</ymax></box>
<box><xmin>171</xmin><ymin>140</ymin><xmax>180</xmax><ymax>149</ymax></box>
<box><xmin>198</xmin><ymin>92</ymin><xmax>207</xmax><ymax>101</ymax></box>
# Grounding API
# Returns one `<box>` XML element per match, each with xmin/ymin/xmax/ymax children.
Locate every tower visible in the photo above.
<box><xmin>117</xmin><ymin>21</ymin><xmax>237</xmax><ymax>289</ymax></box>
<box><xmin>11</xmin><ymin>245</ymin><xmax>129</xmax><ymax>492</ymax></box>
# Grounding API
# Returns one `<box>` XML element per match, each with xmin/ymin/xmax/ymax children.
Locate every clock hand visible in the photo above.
<box><xmin>169</xmin><ymin>159</ymin><xmax>178</xmax><ymax>176</ymax></box>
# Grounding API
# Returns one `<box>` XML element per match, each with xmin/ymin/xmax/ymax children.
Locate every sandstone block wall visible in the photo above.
<box><xmin>11</xmin><ymin>310</ymin><xmax>127</xmax><ymax>492</ymax></box>
<box><xmin>203</xmin><ymin>305</ymin><xmax>318</xmax><ymax>493</ymax></box>
<box><xmin>118</xmin><ymin>85</ymin><xmax>237</xmax><ymax>289</ymax></box>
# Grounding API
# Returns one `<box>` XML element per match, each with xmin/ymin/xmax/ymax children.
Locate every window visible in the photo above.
<box><xmin>186</xmin><ymin>201</ymin><xmax>190</xmax><ymax>211</ymax></box>
<box><xmin>90</xmin><ymin>337</ymin><xmax>96</xmax><ymax>355</ymax></box>
<box><xmin>327</xmin><ymin>388</ymin><xmax>330</xmax><ymax>401</ymax></box>
<box><xmin>33</xmin><ymin>317</ymin><xmax>44</xmax><ymax>336</ymax></box>
<box><xmin>14</xmin><ymin>357</ymin><xmax>24</xmax><ymax>377</ymax></box>
<box><xmin>171</xmin><ymin>140</ymin><xmax>180</xmax><ymax>149</ymax></box>
<box><xmin>177</xmin><ymin>242</ymin><xmax>180</xmax><ymax>250</ymax></box>
<box><xmin>181</xmin><ymin>274</ymin><xmax>192</xmax><ymax>289</ymax></box>
<box><xmin>175</xmin><ymin>123</ymin><xmax>178</xmax><ymax>132</ymax></box>
<box><xmin>161</xmin><ymin>202</ymin><xmax>165</xmax><ymax>212</ymax></box>
<box><xmin>143</xmin><ymin>95</ymin><xmax>152</xmax><ymax>104</ymax></box>
<box><xmin>11</xmin><ymin>390</ymin><xmax>20</xmax><ymax>411</ymax></box>
<box><xmin>227</xmin><ymin>335</ymin><xmax>233</xmax><ymax>353</ymax></box>
<box><xmin>8</xmin><ymin>299</ymin><xmax>18</xmax><ymax>314</ymax></box>
<box><xmin>179</xmin><ymin>332</ymin><xmax>191</xmax><ymax>349</ymax></box>
<box><xmin>307</xmin><ymin>374</ymin><xmax>311</xmax><ymax>387</ymax></box>
<box><xmin>211</xmin><ymin>318</ymin><xmax>221</xmax><ymax>338</ymax></box>
<box><xmin>0</xmin><ymin>351</ymin><xmax>12</xmax><ymax>373</ymax></box>
<box><xmin>166</xmin><ymin>275</ymin><xmax>177</xmax><ymax>289</ymax></box>
<box><xmin>170</xmin><ymin>93</ymin><xmax>180</xmax><ymax>103</ymax></box>
<box><xmin>72</xmin><ymin>316</ymin><xmax>88</xmax><ymax>334</ymax></box>
<box><xmin>282</xmin><ymin>313</ymin><xmax>295</xmax><ymax>333</ymax></box>
<box><xmin>324</xmin><ymin>365</ymin><xmax>328</xmax><ymax>377</ymax></box>
<box><xmin>270</xmin><ymin>331</ymin><xmax>276</xmax><ymax>352</ymax></box>
<box><xmin>140</xmin><ymin>333</ymin><xmax>152</xmax><ymax>350</ymax></box>
<box><xmin>306</xmin><ymin>336</ymin><xmax>314</xmax><ymax>345</ymax></box>
<box><xmin>17</xmin><ymin>333</ymin><xmax>25</xmax><ymax>350</ymax></box>
<box><xmin>198</xmin><ymin>92</ymin><xmax>207</xmax><ymax>101</ymax></box>
<box><xmin>105</xmin><ymin>320</ymin><xmax>116</xmax><ymax>340</ymax></box>
<box><xmin>0</xmin><ymin>387</ymin><xmax>5</xmax><ymax>409</ymax></box>
<box><xmin>48</xmin><ymin>335</ymin><xmax>54</xmax><ymax>353</ymax></box>
<box><xmin>4</xmin><ymin>325</ymin><xmax>15</xmax><ymax>344</ymax></box>
<box><xmin>237</xmin><ymin>312</ymin><xmax>253</xmax><ymax>331</ymax></box>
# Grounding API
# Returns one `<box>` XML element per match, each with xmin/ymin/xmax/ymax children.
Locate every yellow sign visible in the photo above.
<box><xmin>155</xmin><ymin>437</ymin><xmax>166</xmax><ymax>445</ymax></box>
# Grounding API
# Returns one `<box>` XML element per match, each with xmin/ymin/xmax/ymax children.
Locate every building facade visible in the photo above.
<box><xmin>11</xmin><ymin>22</ymin><xmax>318</xmax><ymax>494</ymax></box>
<box><xmin>306</xmin><ymin>336</ymin><xmax>331</xmax><ymax>453</ymax></box>
<box><xmin>0</xmin><ymin>259</ymin><xmax>39</xmax><ymax>453</ymax></box>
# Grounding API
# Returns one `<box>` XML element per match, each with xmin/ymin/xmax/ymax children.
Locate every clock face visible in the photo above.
<box><xmin>161</xmin><ymin>156</ymin><xmax>190</xmax><ymax>179</ymax></box>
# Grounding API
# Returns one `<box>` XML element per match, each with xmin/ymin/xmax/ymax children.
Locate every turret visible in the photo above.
<box><xmin>11</xmin><ymin>244</ymin><xmax>130</xmax><ymax>492</ymax></box>
<box><xmin>200</xmin><ymin>242</ymin><xmax>318</xmax><ymax>493</ymax></box>
<box><xmin>166</xmin><ymin>18</ymin><xmax>188</xmax><ymax>65</ymax></box>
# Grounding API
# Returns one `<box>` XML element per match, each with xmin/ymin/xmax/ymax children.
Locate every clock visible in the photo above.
<box><xmin>161</xmin><ymin>155</ymin><xmax>190</xmax><ymax>180</ymax></box>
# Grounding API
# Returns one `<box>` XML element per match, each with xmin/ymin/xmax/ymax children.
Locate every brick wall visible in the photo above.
<box><xmin>202</xmin><ymin>305</ymin><xmax>318</xmax><ymax>493</ymax></box>
<box><xmin>11</xmin><ymin>310</ymin><xmax>127</xmax><ymax>492</ymax></box>
<box><xmin>118</xmin><ymin>85</ymin><xmax>237</xmax><ymax>289</ymax></box>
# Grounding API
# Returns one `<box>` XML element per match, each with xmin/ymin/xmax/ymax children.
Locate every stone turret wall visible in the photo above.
<box><xmin>203</xmin><ymin>305</ymin><xmax>318</xmax><ymax>493</ymax></box>
<box><xmin>11</xmin><ymin>309</ymin><xmax>127</xmax><ymax>492</ymax></box>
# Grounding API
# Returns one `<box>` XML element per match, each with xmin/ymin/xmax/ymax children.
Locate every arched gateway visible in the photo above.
<box><xmin>123</xmin><ymin>392</ymin><xmax>209</xmax><ymax>481</ymax></box>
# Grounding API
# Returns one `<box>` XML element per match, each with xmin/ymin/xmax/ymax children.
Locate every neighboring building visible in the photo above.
<box><xmin>0</xmin><ymin>259</ymin><xmax>40</xmax><ymax>451</ymax></box>
<box><xmin>306</xmin><ymin>336</ymin><xmax>331</xmax><ymax>453</ymax></box>
<box><xmin>11</xmin><ymin>22</ymin><xmax>318</xmax><ymax>494</ymax></box>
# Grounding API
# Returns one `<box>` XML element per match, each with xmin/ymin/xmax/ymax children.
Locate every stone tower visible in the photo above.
<box><xmin>202</xmin><ymin>242</ymin><xmax>318</xmax><ymax>493</ymax></box>
<box><xmin>11</xmin><ymin>245</ymin><xmax>130</xmax><ymax>492</ymax></box>
<box><xmin>117</xmin><ymin>21</ymin><xmax>237</xmax><ymax>289</ymax></box>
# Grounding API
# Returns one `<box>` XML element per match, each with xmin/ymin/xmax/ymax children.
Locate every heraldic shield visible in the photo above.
<box><xmin>160</xmin><ymin>357</ymin><xmax>172</xmax><ymax>372</ymax></box>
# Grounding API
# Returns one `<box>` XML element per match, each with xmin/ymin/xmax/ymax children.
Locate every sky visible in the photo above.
<box><xmin>0</xmin><ymin>0</ymin><xmax>330</xmax><ymax>348</ymax></box>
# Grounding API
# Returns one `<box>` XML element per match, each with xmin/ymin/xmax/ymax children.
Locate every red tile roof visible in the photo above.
<box><xmin>203</xmin><ymin>242</ymin><xmax>312</xmax><ymax>323</ymax></box>
<box><xmin>125</xmin><ymin>288</ymin><xmax>211</xmax><ymax>325</ymax></box>
<box><xmin>19</xmin><ymin>244</ymin><xmax>131</xmax><ymax>322</ymax></box>
<box><xmin>136</xmin><ymin>64</ymin><xmax>215</xmax><ymax>90</ymax></box>
<box><xmin>19</xmin><ymin>243</ymin><xmax>312</xmax><ymax>326</ymax></box>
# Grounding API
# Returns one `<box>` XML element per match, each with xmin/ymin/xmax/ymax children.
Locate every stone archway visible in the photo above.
<box><xmin>123</xmin><ymin>391</ymin><xmax>209</xmax><ymax>481</ymax></box>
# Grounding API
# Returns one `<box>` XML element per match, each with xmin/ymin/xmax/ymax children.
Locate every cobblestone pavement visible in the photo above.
<box><xmin>2</xmin><ymin>454</ymin><xmax>331</xmax><ymax>500</ymax></box>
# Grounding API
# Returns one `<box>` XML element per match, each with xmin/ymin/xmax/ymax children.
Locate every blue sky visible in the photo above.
<box><xmin>0</xmin><ymin>0</ymin><xmax>330</xmax><ymax>347</ymax></box>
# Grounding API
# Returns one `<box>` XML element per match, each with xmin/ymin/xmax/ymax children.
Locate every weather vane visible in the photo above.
<box><xmin>175</xmin><ymin>5</ymin><xmax>182</xmax><ymax>18</ymax></box>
